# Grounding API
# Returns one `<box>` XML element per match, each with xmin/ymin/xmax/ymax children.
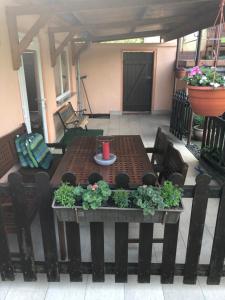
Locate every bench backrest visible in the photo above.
<box><xmin>0</xmin><ymin>124</ymin><xmax>26</xmax><ymax>178</ymax></box>
<box><xmin>57</xmin><ymin>102</ymin><xmax>75</xmax><ymax>129</ymax></box>
<box><xmin>159</xmin><ymin>143</ymin><xmax>188</xmax><ymax>186</ymax></box>
<box><xmin>151</xmin><ymin>127</ymin><xmax>172</xmax><ymax>166</ymax></box>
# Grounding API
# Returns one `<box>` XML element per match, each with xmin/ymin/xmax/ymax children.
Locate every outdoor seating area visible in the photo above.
<box><xmin>2</xmin><ymin>0</ymin><xmax>225</xmax><ymax>299</ymax></box>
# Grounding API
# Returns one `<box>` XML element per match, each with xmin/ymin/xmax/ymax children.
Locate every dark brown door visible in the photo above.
<box><xmin>123</xmin><ymin>52</ymin><xmax>153</xmax><ymax>111</ymax></box>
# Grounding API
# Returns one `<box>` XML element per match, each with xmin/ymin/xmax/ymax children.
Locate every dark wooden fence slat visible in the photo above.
<box><xmin>115</xmin><ymin>222</ymin><xmax>128</xmax><ymax>282</ymax></box>
<box><xmin>35</xmin><ymin>173</ymin><xmax>60</xmax><ymax>281</ymax></box>
<box><xmin>8</xmin><ymin>173</ymin><xmax>36</xmax><ymax>281</ymax></box>
<box><xmin>0</xmin><ymin>201</ymin><xmax>14</xmax><ymax>281</ymax></box>
<box><xmin>183</xmin><ymin>174</ymin><xmax>211</xmax><ymax>284</ymax></box>
<box><xmin>161</xmin><ymin>221</ymin><xmax>179</xmax><ymax>284</ymax></box>
<box><xmin>138</xmin><ymin>223</ymin><xmax>153</xmax><ymax>283</ymax></box>
<box><xmin>90</xmin><ymin>222</ymin><xmax>105</xmax><ymax>282</ymax></box>
<box><xmin>66</xmin><ymin>222</ymin><xmax>82</xmax><ymax>281</ymax></box>
<box><xmin>207</xmin><ymin>184</ymin><xmax>225</xmax><ymax>284</ymax></box>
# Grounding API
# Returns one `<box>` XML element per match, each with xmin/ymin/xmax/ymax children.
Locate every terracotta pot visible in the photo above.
<box><xmin>188</xmin><ymin>85</ymin><xmax>225</xmax><ymax>116</ymax></box>
<box><xmin>175</xmin><ymin>69</ymin><xmax>186</xmax><ymax>79</ymax></box>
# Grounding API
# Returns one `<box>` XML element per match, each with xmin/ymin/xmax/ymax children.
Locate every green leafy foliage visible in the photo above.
<box><xmin>54</xmin><ymin>183</ymin><xmax>84</xmax><ymax>208</ymax></box>
<box><xmin>82</xmin><ymin>180</ymin><xmax>112</xmax><ymax>210</ymax></box>
<box><xmin>193</xmin><ymin>114</ymin><xmax>205</xmax><ymax>129</ymax></box>
<box><xmin>132</xmin><ymin>185</ymin><xmax>165</xmax><ymax>215</ymax></box>
<box><xmin>113</xmin><ymin>189</ymin><xmax>130</xmax><ymax>208</ymax></box>
<box><xmin>160</xmin><ymin>181</ymin><xmax>182</xmax><ymax>208</ymax></box>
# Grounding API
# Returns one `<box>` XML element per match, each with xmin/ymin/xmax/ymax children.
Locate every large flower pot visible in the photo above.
<box><xmin>188</xmin><ymin>86</ymin><xmax>225</xmax><ymax>116</ymax></box>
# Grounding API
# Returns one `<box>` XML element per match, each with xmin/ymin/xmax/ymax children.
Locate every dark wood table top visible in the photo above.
<box><xmin>51</xmin><ymin>135</ymin><xmax>153</xmax><ymax>187</ymax></box>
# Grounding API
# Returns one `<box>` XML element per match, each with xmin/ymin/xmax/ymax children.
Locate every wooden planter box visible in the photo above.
<box><xmin>52</xmin><ymin>199</ymin><xmax>183</xmax><ymax>224</ymax></box>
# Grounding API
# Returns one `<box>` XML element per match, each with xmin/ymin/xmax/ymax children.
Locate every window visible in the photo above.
<box><xmin>54</xmin><ymin>50</ymin><xmax>70</xmax><ymax>103</ymax></box>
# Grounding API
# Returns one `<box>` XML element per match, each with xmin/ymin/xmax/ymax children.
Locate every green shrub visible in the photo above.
<box><xmin>113</xmin><ymin>189</ymin><xmax>130</xmax><ymax>208</ymax></box>
<box><xmin>54</xmin><ymin>183</ymin><xmax>84</xmax><ymax>208</ymax></box>
<box><xmin>132</xmin><ymin>185</ymin><xmax>165</xmax><ymax>215</ymax></box>
<box><xmin>160</xmin><ymin>181</ymin><xmax>182</xmax><ymax>208</ymax></box>
<box><xmin>82</xmin><ymin>180</ymin><xmax>111</xmax><ymax>210</ymax></box>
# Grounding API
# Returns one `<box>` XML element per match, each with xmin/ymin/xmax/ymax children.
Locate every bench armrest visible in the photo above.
<box><xmin>47</xmin><ymin>143</ymin><xmax>66</xmax><ymax>154</ymax></box>
<box><xmin>145</xmin><ymin>147</ymin><xmax>155</xmax><ymax>153</ymax></box>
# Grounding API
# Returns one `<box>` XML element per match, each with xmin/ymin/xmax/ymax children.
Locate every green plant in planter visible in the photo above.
<box><xmin>82</xmin><ymin>180</ymin><xmax>112</xmax><ymax>210</ymax></box>
<box><xmin>112</xmin><ymin>189</ymin><xmax>130</xmax><ymax>208</ymax></box>
<box><xmin>193</xmin><ymin>114</ymin><xmax>205</xmax><ymax>129</ymax></box>
<box><xmin>160</xmin><ymin>181</ymin><xmax>183</xmax><ymax>208</ymax></box>
<box><xmin>54</xmin><ymin>183</ymin><xmax>84</xmax><ymax>208</ymax></box>
<box><xmin>132</xmin><ymin>185</ymin><xmax>165</xmax><ymax>216</ymax></box>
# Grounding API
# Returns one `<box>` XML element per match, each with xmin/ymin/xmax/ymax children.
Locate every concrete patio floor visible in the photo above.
<box><xmin>1</xmin><ymin>114</ymin><xmax>224</xmax><ymax>300</ymax></box>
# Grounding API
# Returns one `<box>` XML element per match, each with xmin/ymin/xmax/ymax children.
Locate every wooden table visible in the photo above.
<box><xmin>51</xmin><ymin>135</ymin><xmax>153</xmax><ymax>187</ymax></box>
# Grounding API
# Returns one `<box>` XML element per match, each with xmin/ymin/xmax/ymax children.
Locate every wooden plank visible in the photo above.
<box><xmin>48</xmin><ymin>30</ymin><xmax>56</xmax><ymax>67</ymax></box>
<box><xmin>0</xmin><ymin>199</ymin><xmax>14</xmax><ymax>281</ymax></box>
<box><xmin>5</xmin><ymin>8</ymin><xmax>21</xmax><ymax>70</ymax></box>
<box><xmin>8</xmin><ymin>173</ymin><xmax>36</xmax><ymax>281</ymax></box>
<box><xmin>19</xmin><ymin>14</ymin><xmax>49</xmax><ymax>54</ymax></box>
<box><xmin>115</xmin><ymin>222</ymin><xmax>128</xmax><ymax>282</ymax></box>
<box><xmin>90</xmin><ymin>222</ymin><xmax>105</xmax><ymax>282</ymax></box>
<box><xmin>66</xmin><ymin>222</ymin><xmax>82</xmax><ymax>281</ymax></box>
<box><xmin>183</xmin><ymin>174</ymin><xmax>211</xmax><ymax>284</ymax></box>
<box><xmin>35</xmin><ymin>173</ymin><xmax>60</xmax><ymax>281</ymax></box>
<box><xmin>161</xmin><ymin>221</ymin><xmax>179</xmax><ymax>283</ymax></box>
<box><xmin>207</xmin><ymin>183</ymin><xmax>225</xmax><ymax>284</ymax></box>
<box><xmin>8</xmin><ymin>0</ymin><xmax>213</xmax><ymax>15</ymax></box>
<box><xmin>138</xmin><ymin>223</ymin><xmax>153</xmax><ymax>283</ymax></box>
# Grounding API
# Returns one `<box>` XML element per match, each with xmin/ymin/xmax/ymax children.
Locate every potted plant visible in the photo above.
<box><xmin>184</xmin><ymin>66</ymin><xmax>225</xmax><ymax>116</ymax></box>
<box><xmin>52</xmin><ymin>180</ymin><xmax>183</xmax><ymax>224</ymax></box>
<box><xmin>193</xmin><ymin>114</ymin><xmax>205</xmax><ymax>141</ymax></box>
<box><xmin>175</xmin><ymin>67</ymin><xmax>186</xmax><ymax>80</ymax></box>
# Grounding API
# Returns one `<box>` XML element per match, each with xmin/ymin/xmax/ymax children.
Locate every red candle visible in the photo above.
<box><xmin>102</xmin><ymin>142</ymin><xmax>110</xmax><ymax>160</ymax></box>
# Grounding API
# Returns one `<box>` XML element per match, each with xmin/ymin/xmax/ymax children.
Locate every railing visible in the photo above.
<box><xmin>170</xmin><ymin>90</ymin><xmax>193</xmax><ymax>141</ymax></box>
<box><xmin>200</xmin><ymin>116</ymin><xmax>225</xmax><ymax>177</ymax></box>
<box><xmin>0</xmin><ymin>172</ymin><xmax>225</xmax><ymax>284</ymax></box>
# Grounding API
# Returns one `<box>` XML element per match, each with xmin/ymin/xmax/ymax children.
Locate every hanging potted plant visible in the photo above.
<box><xmin>184</xmin><ymin>66</ymin><xmax>225</xmax><ymax>116</ymax></box>
<box><xmin>184</xmin><ymin>0</ymin><xmax>225</xmax><ymax>117</ymax></box>
<box><xmin>175</xmin><ymin>67</ymin><xmax>186</xmax><ymax>79</ymax></box>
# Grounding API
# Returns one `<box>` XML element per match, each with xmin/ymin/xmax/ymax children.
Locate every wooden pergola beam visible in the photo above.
<box><xmin>86</xmin><ymin>29</ymin><xmax>168</xmax><ymax>43</ymax></box>
<box><xmin>7</xmin><ymin>0</ymin><xmax>215</xmax><ymax>15</ymax></box>
<box><xmin>18</xmin><ymin>14</ymin><xmax>49</xmax><ymax>53</ymax></box>
<box><xmin>48</xmin><ymin>31</ymin><xmax>76</xmax><ymax>67</ymax></box>
<box><xmin>6</xmin><ymin>8</ymin><xmax>50</xmax><ymax>70</ymax></box>
<box><xmin>71</xmin><ymin>42</ymin><xmax>90</xmax><ymax>65</ymax></box>
<box><xmin>48</xmin><ymin>15</ymin><xmax>185</xmax><ymax>34</ymax></box>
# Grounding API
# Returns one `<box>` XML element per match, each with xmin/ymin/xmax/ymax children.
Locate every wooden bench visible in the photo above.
<box><xmin>57</xmin><ymin>102</ymin><xmax>89</xmax><ymax>133</ymax></box>
<box><xmin>0</xmin><ymin>124</ymin><xmax>65</xmax><ymax>232</ymax></box>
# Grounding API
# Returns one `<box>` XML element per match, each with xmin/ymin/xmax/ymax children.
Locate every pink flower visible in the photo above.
<box><xmin>189</xmin><ymin>66</ymin><xmax>202</xmax><ymax>76</ymax></box>
<box><xmin>91</xmin><ymin>183</ymin><xmax>98</xmax><ymax>191</ymax></box>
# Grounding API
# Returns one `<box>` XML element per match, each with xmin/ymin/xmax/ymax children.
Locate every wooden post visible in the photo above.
<box><xmin>207</xmin><ymin>183</ymin><xmax>225</xmax><ymax>284</ymax></box>
<box><xmin>8</xmin><ymin>173</ymin><xmax>37</xmax><ymax>281</ymax></box>
<box><xmin>195</xmin><ymin>30</ymin><xmax>203</xmax><ymax>66</ymax></box>
<box><xmin>115</xmin><ymin>222</ymin><xmax>128</xmax><ymax>282</ymax></box>
<box><xmin>0</xmin><ymin>189</ymin><xmax>14</xmax><ymax>281</ymax></box>
<box><xmin>183</xmin><ymin>174</ymin><xmax>210</xmax><ymax>284</ymax></box>
<box><xmin>35</xmin><ymin>172</ymin><xmax>60</xmax><ymax>282</ymax></box>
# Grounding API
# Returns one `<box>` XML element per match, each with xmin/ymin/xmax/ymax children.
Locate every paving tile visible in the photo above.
<box><xmin>85</xmin><ymin>275</ymin><xmax>124</xmax><ymax>300</ymax></box>
<box><xmin>162</xmin><ymin>276</ymin><xmax>205</xmax><ymax>300</ymax></box>
<box><xmin>198</xmin><ymin>277</ymin><xmax>225</xmax><ymax>300</ymax></box>
<box><xmin>125</xmin><ymin>275</ymin><xmax>164</xmax><ymax>300</ymax></box>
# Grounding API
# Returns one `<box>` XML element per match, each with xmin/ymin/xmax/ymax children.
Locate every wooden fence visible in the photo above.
<box><xmin>0</xmin><ymin>172</ymin><xmax>225</xmax><ymax>284</ymax></box>
<box><xmin>170</xmin><ymin>90</ymin><xmax>193</xmax><ymax>141</ymax></box>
